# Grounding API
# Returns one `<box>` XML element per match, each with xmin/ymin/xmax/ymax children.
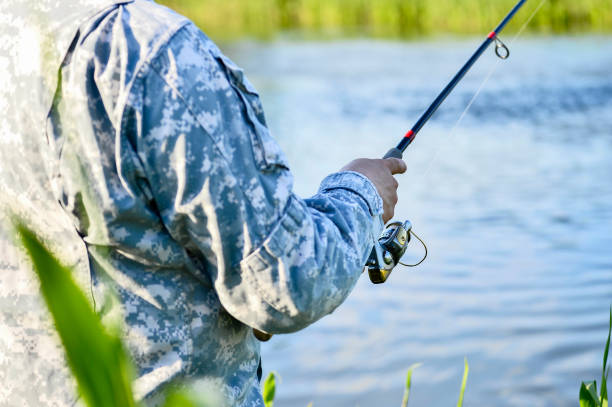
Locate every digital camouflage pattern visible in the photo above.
<box><xmin>0</xmin><ymin>0</ymin><xmax>384</xmax><ymax>406</ymax></box>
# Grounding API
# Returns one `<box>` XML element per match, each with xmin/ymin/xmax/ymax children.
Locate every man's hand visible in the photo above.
<box><xmin>341</xmin><ymin>158</ymin><xmax>407</xmax><ymax>224</ymax></box>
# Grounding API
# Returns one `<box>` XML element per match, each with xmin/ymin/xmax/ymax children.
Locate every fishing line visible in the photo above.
<box><xmin>419</xmin><ymin>0</ymin><xmax>548</xmax><ymax>179</ymax></box>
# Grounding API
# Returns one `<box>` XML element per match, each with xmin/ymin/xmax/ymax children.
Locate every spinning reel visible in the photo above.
<box><xmin>366</xmin><ymin>220</ymin><xmax>426</xmax><ymax>284</ymax></box>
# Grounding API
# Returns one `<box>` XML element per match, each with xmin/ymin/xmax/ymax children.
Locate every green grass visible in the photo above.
<box><xmin>157</xmin><ymin>0</ymin><xmax>612</xmax><ymax>40</ymax></box>
<box><xmin>457</xmin><ymin>358</ymin><xmax>469</xmax><ymax>407</ymax></box>
<box><xmin>16</xmin><ymin>222</ymin><xmax>137</xmax><ymax>407</ymax></box>
<box><xmin>579</xmin><ymin>308</ymin><xmax>611</xmax><ymax>407</ymax></box>
<box><xmin>263</xmin><ymin>372</ymin><xmax>277</xmax><ymax>407</ymax></box>
<box><xmin>401</xmin><ymin>362</ymin><xmax>422</xmax><ymax>407</ymax></box>
<box><xmin>262</xmin><ymin>359</ymin><xmax>469</xmax><ymax>406</ymax></box>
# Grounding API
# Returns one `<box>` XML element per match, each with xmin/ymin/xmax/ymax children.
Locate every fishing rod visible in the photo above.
<box><xmin>367</xmin><ymin>0</ymin><xmax>529</xmax><ymax>284</ymax></box>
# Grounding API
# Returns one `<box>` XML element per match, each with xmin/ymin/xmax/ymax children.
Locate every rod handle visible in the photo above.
<box><xmin>383</xmin><ymin>148</ymin><xmax>403</xmax><ymax>160</ymax></box>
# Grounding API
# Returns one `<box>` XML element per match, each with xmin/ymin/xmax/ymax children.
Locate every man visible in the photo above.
<box><xmin>0</xmin><ymin>0</ymin><xmax>405</xmax><ymax>405</ymax></box>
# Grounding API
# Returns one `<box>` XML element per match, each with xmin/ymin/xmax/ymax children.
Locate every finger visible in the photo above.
<box><xmin>383</xmin><ymin>206</ymin><xmax>394</xmax><ymax>223</ymax></box>
<box><xmin>383</xmin><ymin>158</ymin><xmax>407</xmax><ymax>175</ymax></box>
<box><xmin>391</xmin><ymin>191</ymin><xmax>398</xmax><ymax>204</ymax></box>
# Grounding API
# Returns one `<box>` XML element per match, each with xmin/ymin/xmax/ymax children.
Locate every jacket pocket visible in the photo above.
<box><xmin>214</xmin><ymin>53</ymin><xmax>290</xmax><ymax>172</ymax></box>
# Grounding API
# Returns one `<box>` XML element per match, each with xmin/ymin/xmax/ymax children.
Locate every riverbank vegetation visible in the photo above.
<box><xmin>157</xmin><ymin>0</ymin><xmax>612</xmax><ymax>40</ymax></box>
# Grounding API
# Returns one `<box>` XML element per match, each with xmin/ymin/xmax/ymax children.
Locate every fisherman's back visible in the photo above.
<box><xmin>0</xmin><ymin>1</ymin><xmax>387</xmax><ymax>406</ymax></box>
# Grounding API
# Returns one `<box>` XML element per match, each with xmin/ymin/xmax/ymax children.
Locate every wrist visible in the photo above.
<box><xmin>318</xmin><ymin>171</ymin><xmax>384</xmax><ymax>217</ymax></box>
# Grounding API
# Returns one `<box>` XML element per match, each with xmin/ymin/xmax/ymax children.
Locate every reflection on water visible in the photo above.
<box><xmin>225</xmin><ymin>36</ymin><xmax>612</xmax><ymax>407</ymax></box>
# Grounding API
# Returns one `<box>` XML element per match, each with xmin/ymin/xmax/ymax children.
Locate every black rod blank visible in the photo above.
<box><xmin>384</xmin><ymin>0</ymin><xmax>528</xmax><ymax>159</ymax></box>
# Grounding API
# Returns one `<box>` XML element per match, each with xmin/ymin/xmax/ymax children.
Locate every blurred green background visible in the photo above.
<box><xmin>158</xmin><ymin>0</ymin><xmax>612</xmax><ymax>40</ymax></box>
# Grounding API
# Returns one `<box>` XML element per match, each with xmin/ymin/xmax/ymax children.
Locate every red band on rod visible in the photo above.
<box><xmin>404</xmin><ymin>130</ymin><xmax>415</xmax><ymax>139</ymax></box>
<box><xmin>488</xmin><ymin>31</ymin><xmax>497</xmax><ymax>39</ymax></box>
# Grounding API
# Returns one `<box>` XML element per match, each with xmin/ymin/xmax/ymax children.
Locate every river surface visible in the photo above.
<box><xmin>223</xmin><ymin>36</ymin><xmax>612</xmax><ymax>407</ymax></box>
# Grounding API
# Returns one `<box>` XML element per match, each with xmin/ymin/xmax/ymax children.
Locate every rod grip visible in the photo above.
<box><xmin>383</xmin><ymin>148</ymin><xmax>403</xmax><ymax>159</ymax></box>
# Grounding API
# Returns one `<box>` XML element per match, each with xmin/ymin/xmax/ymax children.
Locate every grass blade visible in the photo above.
<box><xmin>162</xmin><ymin>388</ymin><xmax>216</xmax><ymax>407</ymax></box>
<box><xmin>161</xmin><ymin>379</ymin><xmax>225</xmax><ymax>407</ymax></box>
<box><xmin>581</xmin><ymin>381</ymin><xmax>600</xmax><ymax>407</ymax></box>
<box><xmin>401</xmin><ymin>363</ymin><xmax>422</xmax><ymax>407</ymax></box>
<box><xmin>457</xmin><ymin>358</ymin><xmax>469</xmax><ymax>407</ymax></box>
<box><xmin>601</xmin><ymin>307</ymin><xmax>611</xmax><ymax>404</ymax></box>
<box><xmin>163</xmin><ymin>392</ymin><xmax>200</xmax><ymax>407</ymax></box>
<box><xmin>15</xmin><ymin>222</ymin><xmax>137</xmax><ymax>407</ymax></box>
<box><xmin>263</xmin><ymin>372</ymin><xmax>276</xmax><ymax>407</ymax></box>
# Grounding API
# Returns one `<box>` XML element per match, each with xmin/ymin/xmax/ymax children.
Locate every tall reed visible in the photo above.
<box><xmin>158</xmin><ymin>0</ymin><xmax>612</xmax><ymax>40</ymax></box>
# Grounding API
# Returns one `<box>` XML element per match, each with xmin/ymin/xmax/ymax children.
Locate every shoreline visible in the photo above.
<box><xmin>158</xmin><ymin>0</ymin><xmax>612</xmax><ymax>42</ymax></box>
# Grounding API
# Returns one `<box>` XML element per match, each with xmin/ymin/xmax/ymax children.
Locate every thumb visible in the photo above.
<box><xmin>383</xmin><ymin>158</ymin><xmax>407</xmax><ymax>175</ymax></box>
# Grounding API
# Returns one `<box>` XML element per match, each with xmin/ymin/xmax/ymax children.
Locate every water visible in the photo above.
<box><xmin>224</xmin><ymin>36</ymin><xmax>612</xmax><ymax>407</ymax></box>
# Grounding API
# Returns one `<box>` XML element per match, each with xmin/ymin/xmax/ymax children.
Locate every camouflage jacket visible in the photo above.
<box><xmin>0</xmin><ymin>0</ymin><xmax>383</xmax><ymax>405</ymax></box>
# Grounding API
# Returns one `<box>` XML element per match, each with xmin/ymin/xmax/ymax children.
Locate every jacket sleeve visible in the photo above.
<box><xmin>134</xmin><ymin>24</ymin><xmax>384</xmax><ymax>334</ymax></box>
